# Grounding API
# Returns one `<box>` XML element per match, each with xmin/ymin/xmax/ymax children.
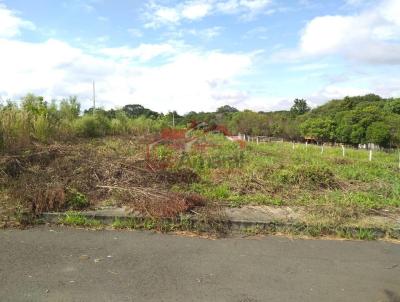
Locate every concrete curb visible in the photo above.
<box><xmin>40</xmin><ymin>209</ymin><xmax>400</xmax><ymax>240</ymax></box>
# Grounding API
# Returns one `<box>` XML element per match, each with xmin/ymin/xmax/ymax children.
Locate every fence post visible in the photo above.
<box><xmin>369</xmin><ymin>149</ymin><xmax>372</xmax><ymax>162</ymax></box>
<box><xmin>321</xmin><ymin>144</ymin><xmax>324</xmax><ymax>154</ymax></box>
<box><xmin>342</xmin><ymin>145</ymin><xmax>345</xmax><ymax>157</ymax></box>
<box><xmin>306</xmin><ymin>141</ymin><xmax>308</xmax><ymax>149</ymax></box>
<box><xmin>292</xmin><ymin>142</ymin><xmax>295</xmax><ymax>150</ymax></box>
<box><xmin>256</xmin><ymin>137</ymin><xmax>259</xmax><ymax>145</ymax></box>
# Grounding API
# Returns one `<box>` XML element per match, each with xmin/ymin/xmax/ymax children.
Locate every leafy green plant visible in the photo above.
<box><xmin>60</xmin><ymin>211</ymin><xmax>101</xmax><ymax>227</ymax></box>
<box><xmin>66</xmin><ymin>189</ymin><xmax>89</xmax><ymax>210</ymax></box>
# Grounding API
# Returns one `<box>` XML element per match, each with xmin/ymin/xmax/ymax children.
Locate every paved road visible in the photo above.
<box><xmin>0</xmin><ymin>226</ymin><xmax>399</xmax><ymax>302</ymax></box>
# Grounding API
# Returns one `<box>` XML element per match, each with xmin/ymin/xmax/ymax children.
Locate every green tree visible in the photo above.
<box><xmin>216</xmin><ymin>105</ymin><xmax>239</xmax><ymax>114</ymax></box>
<box><xmin>366</xmin><ymin>122</ymin><xmax>390</xmax><ymax>147</ymax></box>
<box><xmin>228</xmin><ymin>111</ymin><xmax>268</xmax><ymax>135</ymax></box>
<box><xmin>290</xmin><ymin>99</ymin><xmax>310</xmax><ymax>116</ymax></box>
<box><xmin>60</xmin><ymin>96</ymin><xmax>80</xmax><ymax>120</ymax></box>
<box><xmin>122</xmin><ymin>104</ymin><xmax>159</xmax><ymax>118</ymax></box>
<box><xmin>22</xmin><ymin>94</ymin><xmax>47</xmax><ymax>115</ymax></box>
<box><xmin>300</xmin><ymin>118</ymin><xmax>336</xmax><ymax>142</ymax></box>
<box><xmin>384</xmin><ymin>99</ymin><xmax>400</xmax><ymax>114</ymax></box>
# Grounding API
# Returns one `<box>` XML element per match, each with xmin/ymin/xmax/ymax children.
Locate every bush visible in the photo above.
<box><xmin>73</xmin><ymin>114</ymin><xmax>110</xmax><ymax>138</ymax></box>
<box><xmin>129</xmin><ymin>116</ymin><xmax>166</xmax><ymax>135</ymax></box>
<box><xmin>66</xmin><ymin>189</ymin><xmax>89</xmax><ymax>209</ymax></box>
<box><xmin>278</xmin><ymin>165</ymin><xmax>338</xmax><ymax>189</ymax></box>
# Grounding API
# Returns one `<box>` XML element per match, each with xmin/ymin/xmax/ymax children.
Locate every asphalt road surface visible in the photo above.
<box><xmin>0</xmin><ymin>226</ymin><xmax>399</xmax><ymax>302</ymax></box>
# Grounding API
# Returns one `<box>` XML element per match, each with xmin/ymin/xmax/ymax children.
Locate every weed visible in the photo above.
<box><xmin>66</xmin><ymin>189</ymin><xmax>89</xmax><ymax>210</ymax></box>
<box><xmin>335</xmin><ymin>227</ymin><xmax>377</xmax><ymax>240</ymax></box>
<box><xmin>13</xmin><ymin>203</ymin><xmax>35</xmax><ymax>225</ymax></box>
<box><xmin>242</xmin><ymin>225</ymin><xmax>264</xmax><ymax>236</ymax></box>
<box><xmin>60</xmin><ymin>211</ymin><xmax>102</xmax><ymax>227</ymax></box>
<box><xmin>277</xmin><ymin>164</ymin><xmax>338</xmax><ymax>189</ymax></box>
<box><xmin>112</xmin><ymin>218</ymin><xmax>138</xmax><ymax>229</ymax></box>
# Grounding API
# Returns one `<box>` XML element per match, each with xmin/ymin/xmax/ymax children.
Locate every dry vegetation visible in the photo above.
<box><xmin>1</xmin><ymin>133</ymin><xmax>399</xmax><ymax>233</ymax></box>
<box><xmin>0</xmin><ymin>137</ymin><xmax>209</xmax><ymax>225</ymax></box>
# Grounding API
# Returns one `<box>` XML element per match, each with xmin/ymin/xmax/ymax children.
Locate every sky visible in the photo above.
<box><xmin>0</xmin><ymin>0</ymin><xmax>399</xmax><ymax>114</ymax></box>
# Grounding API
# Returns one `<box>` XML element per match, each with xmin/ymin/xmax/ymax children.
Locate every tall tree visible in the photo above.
<box><xmin>216</xmin><ymin>105</ymin><xmax>239</xmax><ymax>114</ymax></box>
<box><xmin>290</xmin><ymin>99</ymin><xmax>311</xmax><ymax>116</ymax></box>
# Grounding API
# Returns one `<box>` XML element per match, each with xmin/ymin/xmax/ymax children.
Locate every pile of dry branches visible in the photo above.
<box><xmin>0</xmin><ymin>140</ymin><xmax>205</xmax><ymax>218</ymax></box>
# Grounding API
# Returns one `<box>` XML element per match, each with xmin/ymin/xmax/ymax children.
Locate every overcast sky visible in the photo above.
<box><xmin>0</xmin><ymin>0</ymin><xmax>399</xmax><ymax>113</ymax></box>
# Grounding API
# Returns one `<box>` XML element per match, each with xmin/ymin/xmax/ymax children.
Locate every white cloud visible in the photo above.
<box><xmin>311</xmin><ymin>85</ymin><xmax>369</xmax><ymax>103</ymax></box>
<box><xmin>96</xmin><ymin>35</ymin><xmax>109</xmax><ymax>43</ymax></box>
<box><xmin>145</xmin><ymin>0</ymin><xmax>273</xmax><ymax>28</ymax></box>
<box><xmin>279</xmin><ymin>0</ymin><xmax>400</xmax><ymax>64</ymax></box>
<box><xmin>307</xmin><ymin>75</ymin><xmax>400</xmax><ymax>107</ymax></box>
<box><xmin>128</xmin><ymin>28</ymin><xmax>143</xmax><ymax>38</ymax></box>
<box><xmin>201</xmin><ymin>26</ymin><xmax>224</xmax><ymax>39</ymax></box>
<box><xmin>99</xmin><ymin>43</ymin><xmax>177</xmax><ymax>62</ymax></box>
<box><xmin>0</xmin><ymin>4</ymin><xmax>35</xmax><ymax>38</ymax></box>
<box><xmin>343</xmin><ymin>0</ymin><xmax>367</xmax><ymax>6</ymax></box>
<box><xmin>240</xmin><ymin>0</ymin><xmax>271</xmax><ymax>11</ymax></box>
<box><xmin>181</xmin><ymin>2</ymin><xmax>212</xmax><ymax>20</ymax></box>
<box><xmin>182</xmin><ymin>26</ymin><xmax>224</xmax><ymax>40</ymax></box>
<box><xmin>216</xmin><ymin>0</ymin><xmax>271</xmax><ymax>13</ymax></box>
<box><xmin>0</xmin><ymin>35</ymin><xmax>255</xmax><ymax>113</ymax></box>
<box><xmin>288</xmin><ymin>63</ymin><xmax>330</xmax><ymax>72</ymax></box>
<box><xmin>153</xmin><ymin>6</ymin><xmax>180</xmax><ymax>24</ymax></box>
<box><xmin>0</xmin><ymin>1</ymin><xmax>258</xmax><ymax>113</ymax></box>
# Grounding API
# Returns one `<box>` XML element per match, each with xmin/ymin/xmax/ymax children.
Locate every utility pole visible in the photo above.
<box><xmin>172</xmin><ymin>111</ymin><xmax>175</xmax><ymax>127</ymax></box>
<box><xmin>92</xmin><ymin>80</ymin><xmax>96</xmax><ymax>114</ymax></box>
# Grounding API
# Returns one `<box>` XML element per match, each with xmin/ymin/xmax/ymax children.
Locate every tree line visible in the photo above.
<box><xmin>171</xmin><ymin>95</ymin><xmax>400</xmax><ymax>148</ymax></box>
<box><xmin>1</xmin><ymin>93</ymin><xmax>399</xmax><ymax>153</ymax></box>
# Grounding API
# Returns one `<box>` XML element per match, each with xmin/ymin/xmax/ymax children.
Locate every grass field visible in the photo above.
<box><xmin>1</xmin><ymin>134</ymin><xmax>399</xmax><ymax>231</ymax></box>
<box><xmin>168</xmin><ymin>135</ymin><xmax>400</xmax><ymax>209</ymax></box>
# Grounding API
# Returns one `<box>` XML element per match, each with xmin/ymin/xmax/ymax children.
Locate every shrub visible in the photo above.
<box><xmin>278</xmin><ymin>165</ymin><xmax>338</xmax><ymax>189</ymax></box>
<box><xmin>66</xmin><ymin>189</ymin><xmax>89</xmax><ymax>209</ymax></box>
<box><xmin>73</xmin><ymin>114</ymin><xmax>110</xmax><ymax>138</ymax></box>
<box><xmin>110</xmin><ymin>111</ymin><xmax>130</xmax><ymax>135</ymax></box>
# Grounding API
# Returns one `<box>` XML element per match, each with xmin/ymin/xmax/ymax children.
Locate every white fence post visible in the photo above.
<box><xmin>292</xmin><ymin>142</ymin><xmax>295</xmax><ymax>150</ymax></box>
<box><xmin>306</xmin><ymin>141</ymin><xmax>308</xmax><ymax>149</ymax></box>
<box><xmin>321</xmin><ymin>144</ymin><xmax>324</xmax><ymax>154</ymax></box>
<box><xmin>369</xmin><ymin>149</ymin><xmax>372</xmax><ymax>161</ymax></box>
<box><xmin>256</xmin><ymin>137</ymin><xmax>259</xmax><ymax>145</ymax></box>
<box><xmin>342</xmin><ymin>145</ymin><xmax>345</xmax><ymax>157</ymax></box>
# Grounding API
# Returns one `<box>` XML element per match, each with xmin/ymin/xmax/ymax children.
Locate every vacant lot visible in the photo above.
<box><xmin>1</xmin><ymin>134</ymin><xmax>399</xmax><ymax>232</ymax></box>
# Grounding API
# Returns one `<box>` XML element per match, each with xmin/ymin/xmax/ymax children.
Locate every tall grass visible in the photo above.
<box><xmin>0</xmin><ymin>97</ymin><xmax>167</xmax><ymax>153</ymax></box>
<box><xmin>0</xmin><ymin>109</ymin><xmax>31</xmax><ymax>152</ymax></box>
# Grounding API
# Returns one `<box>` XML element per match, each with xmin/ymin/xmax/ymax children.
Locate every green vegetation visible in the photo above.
<box><xmin>168</xmin><ymin>134</ymin><xmax>400</xmax><ymax>217</ymax></box>
<box><xmin>179</xmin><ymin>94</ymin><xmax>400</xmax><ymax>147</ymax></box>
<box><xmin>1</xmin><ymin>93</ymin><xmax>399</xmax><ymax>154</ymax></box>
<box><xmin>66</xmin><ymin>189</ymin><xmax>89</xmax><ymax>210</ymax></box>
<box><xmin>0</xmin><ymin>94</ymin><xmax>168</xmax><ymax>153</ymax></box>
<box><xmin>59</xmin><ymin>211</ymin><xmax>102</xmax><ymax>227</ymax></box>
<box><xmin>1</xmin><ymin>93</ymin><xmax>399</xmax><ymax>238</ymax></box>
